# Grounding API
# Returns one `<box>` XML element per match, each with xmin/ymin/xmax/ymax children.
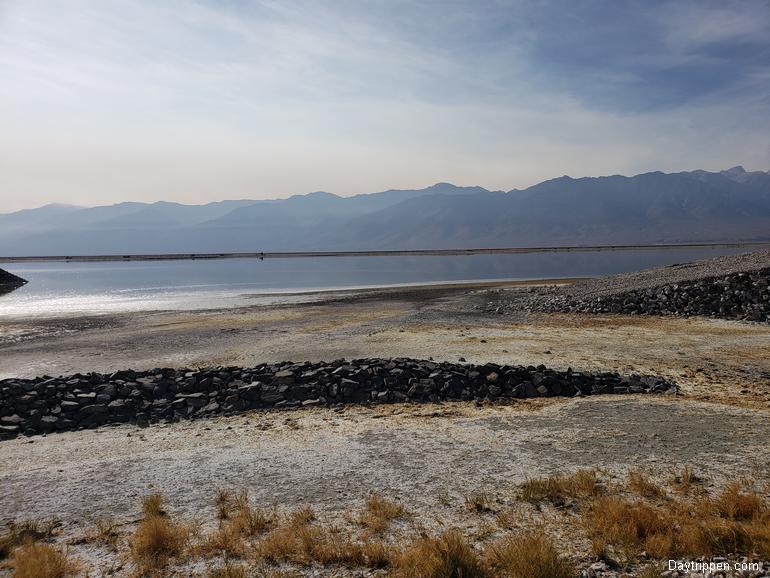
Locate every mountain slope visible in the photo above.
<box><xmin>1</xmin><ymin>168</ymin><xmax>769</xmax><ymax>255</ymax></box>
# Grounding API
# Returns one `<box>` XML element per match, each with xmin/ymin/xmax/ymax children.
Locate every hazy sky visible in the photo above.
<box><xmin>1</xmin><ymin>0</ymin><xmax>770</xmax><ymax>212</ymax></box>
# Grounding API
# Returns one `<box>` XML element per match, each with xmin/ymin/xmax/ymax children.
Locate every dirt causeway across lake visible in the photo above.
<box><xmin>1</xmin><ymin>253</ymin><xmax>770</xmax><ymax>577</ymax></box>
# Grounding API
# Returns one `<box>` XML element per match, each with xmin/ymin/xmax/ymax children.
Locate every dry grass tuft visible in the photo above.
<box><xmin>10</xmin><ymin>542</ymin><xmax>79</xmax><ymax>578</ymax></box>
<box><xmin>519</xmin><ymin>469</ymin><xmax>602</xmax><ymax>506</ymax></box>
<box><xmin>585</xmin><ymin>491</ymin><xmax>770</xmax><ymax>560</ymax></box>
<box><xmin>208</xmin><ymin>560</ymin><xmax>248</xmax><ymax>578</ymax></box>
<box><xmin>196</xmin><ymin>490</ymin><xmax>273</xmax><ymax>559</ymax></box>
<box><xmin>142</xmin><ymin>493</ymin><xmax>167</xmax><ymax>518</ymax></box>
<box><xmin>709</xmin><ymin>483</ymin><xmax>765</xmax><ymax>520</ymax></box>
<box><xmin>464</xmin><ymin>492</ymin><xmax>495</xmax><ymax>514</ymax></box>
<box><xmin>0</xmin><ymin>520</ymin><xmax>59</xmax><ymax>561</ymax></box>
<box><xmin>359</xmin><ymin>493</ymin><xmax>406</xmax><ymax>533</ymax></box>
<box><xmin>586</xmin><ymin>496</ymin><xmax>673</xmax><ymax>558</ymax></box>
<box><xmin>628</xmin><ymin>470</ymin><xmax>666</xmax><ymax>500</ymax></box>
<box><xmin>130</xmin><ymin>494</ymin><xmax>189</xmax><ymax>573</ymax></box>
<box><xmin>215</xmin><ymin>488</ymin><xmax>233</xmax><ymax>521</ymax></box>
<box><xmin>254</xmin><ymin>511</ymin><xmax>393</xmax><ymax>568</ymax></box>
<box><xmin>489</xmin><ymin>530</ymin><xmax>575</xmax><ymax>578</ymax></box>
<box><xmin>671</xmin><ymin>465</ymin><xmax>703</xmax><ymax>494</ymax></box>
<box><xmin>394</xmin><ymin>529</ymin><xmax>487</xmax><ymax>578</ymax></box>
<box><xmin>289</xmin><ymin>505</ymin><xmax>316</xmax><ymax>527</ymax></box>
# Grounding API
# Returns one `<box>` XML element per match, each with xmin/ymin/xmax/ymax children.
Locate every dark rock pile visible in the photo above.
<box><xmin>0</xmin><ymin>268</ymin><xmax>26</xmax><ymax>291</ymax></box>
<box><xmin>0</xmin><ymin>358</ymin><xmax>677</xmax><ymax>439</ymax></box>
<box><xmin>533</xmin><ymin>269</ymin><xmax>770</xmax><ymax>321</ymax></box>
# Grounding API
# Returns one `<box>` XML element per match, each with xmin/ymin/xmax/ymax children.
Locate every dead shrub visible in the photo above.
<box><xmin>464</xmin><ymin>492</ymin><xmax>494</xmax><ymax>514</ymax></box>
<box><xmin>585</xmin><ymin>496</ymin><xmax>673</xmax><ymax>558</ymax></box>
<box><xmin>10</xmin><ymin>542</ymin><xmax>79</xmax><ymax>578</ymax></box>
<box><xmin>208</xmin><ymin>560</ymin><xmax>248</xmax><ymax>578</ymax></box>
<box><xmin>489</xmin><ymin>530</ymin><xmax>575</xmax><ymax>578</ymax></box>
<box><xmin>0</xmin><ymin>519</ymin><xmax>59</xmax><ymax>560</ymax></box>
<box><xmin>129</xmin><ymin>497</ymin><xmax>189</xmax><ymax>572</ymax></box>
<box><xmin>289</xmin><ymin>505</ymin><xmax>315</xmax><ymax>527</ymax></box>
<box><xmin>142</xmin><ymin>493</ymin><xmax>166</xmax><ymax>518</ymax></box>
<box><xmin>628</xmin><ymin>470</ymin><xmax>666</xmax><ymax>500</ymax></box>
<box><xmin>255</xmin><ymin>514</ymin><xmax>392</xmax><ymax>568</ymax></box>
<box><xmin>215</xmin><ymin>488</ymin><xmax>233</xmax><ymax>521</ymax></box>
<box><xmin>394</xmin><ymin>529</ymin><xmax>488</xmax><ymax>578</ymax></box>
<box><xmin>709</xmin><ymin>483</ymin><xmax>765</xmax><ymax>520</ymax></box>
<box><xmin>359</xmin><ymin>493</ymin><xmax>405</xmax><ymax>533</ymax></box>
<box><xmin>671</xmin><ymin>466</ymin><xmax>702</xmax><ymax>494</ymax></box>
<box><xmin>519</xmin><ymin>469</ymin><xmax>602</xmax><ymax>506</ymax></box>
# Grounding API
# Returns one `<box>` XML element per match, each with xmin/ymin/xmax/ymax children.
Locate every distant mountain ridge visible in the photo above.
<box><xmin>1</xmin><ymin>167</ymin><xmax>769</xmax><ymax>255</ymax></box>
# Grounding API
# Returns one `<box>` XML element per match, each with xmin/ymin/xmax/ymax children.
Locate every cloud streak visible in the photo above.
<box><xmin>0</xmin><ymin>0</ymin><xmax>769</xmax><ymax>211</ymax></box>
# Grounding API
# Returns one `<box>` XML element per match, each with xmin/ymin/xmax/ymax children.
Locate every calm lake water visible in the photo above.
<box><xmin>0</xmin><ymin>247</ymin><xmax>750</xmax><ymax>317</ymax></box>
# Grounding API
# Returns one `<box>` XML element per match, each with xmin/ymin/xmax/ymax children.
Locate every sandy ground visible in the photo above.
<box><xmin>3</xmin><ymin>396</ymin><xmax>770</xmax><ymax>527</ymax></box>
<box><xmin>1</xmin><ymin>283</ymin><xmax>770</xmax><ymax>575</ymax></box>
<box><xmin>1</xmin><ymin>283</ymin><xmax>769</xmax><ymax>407</ymax></box>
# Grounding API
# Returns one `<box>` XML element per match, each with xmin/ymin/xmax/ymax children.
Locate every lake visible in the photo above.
<box><xmin>0</xmin><ymin>246</ymin><xmax>750</xmax><ymax>317</ymax></box>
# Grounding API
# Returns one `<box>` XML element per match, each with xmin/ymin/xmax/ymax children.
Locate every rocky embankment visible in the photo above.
<box><xmin>0</xmin><ymin>358</ymin><xmax>677</xmax><ymax>439</ymax></box>
<box><xmin>483</xmin><ymin>250</ymin><xmax>770</xmax><ymax>322</ymax></box>
<box><xmin>0</xmin><ymin>268</ymin><xmax>26</xmax><ymax>291</ymax></box>
<box><xmin>533</xmin><ymin>267</ymin><xmax>770</xmax><ymax>321</ymax></box>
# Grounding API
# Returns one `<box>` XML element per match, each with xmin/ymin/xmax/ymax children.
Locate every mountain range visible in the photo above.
<box><xmin>1</xmin><ymin>167</ymin><xmax>769</xmax><ymax>256</ymax></box>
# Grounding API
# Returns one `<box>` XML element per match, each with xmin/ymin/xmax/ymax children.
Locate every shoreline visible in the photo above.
<box><xmin>1</xmin><ymin>240</ymin><xmax>769</xmax><ymax>263</ymax></box>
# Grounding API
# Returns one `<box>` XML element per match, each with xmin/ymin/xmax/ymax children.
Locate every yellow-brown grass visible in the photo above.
<box><xmin>394</xmin><ymin>529</ymin><xmax>487</xmax><ymax>578</ymax></box>
<box><xmin>488</xmin><ymin>530</ymin><xmax>575</xmax><ymax>578</ymax></box>
<box><xmin>10</xmin><ymin>542</ymin><xmax>79</xmax><ymax>578</ymax></box>
<box><xmin>208</xmin><ymin>561</ymin><xmax>248</xmax><ymax>578</ymax></box>
<box><xmin>627</xmin><ymin>470</ymin><xmax>666</xmax><ymax>500</ymax></box>
<box><xmin>519</xmin><ymin>469</ymin><xmax>602</xmax><ymax>506</ymax></box>
<box><xmin>585</xmin><ymin>492</ymin><xmax>770</xmax><ymax>560</ymax></box>
<box><xmin>709</xmin><ymin>483</ymin><xmax>765</xmax><ymax>520</ymax></box>
<box><xmin>215</xmin><ymin>488</ymin><xmax>233</xmax><ymax>521</ymax></box>
<box><xmin>288</xmin><ymin>505</ymin><xmax>315</xmax><ymax>527</ymax></box>
<box><xmin>359</xmin><ymin>493</ymin><xmax>406</xmax><ymax>533</ymax></box>
<box><xmin>0</xmin><ymin>520</ymin><xmax>59</xmax><ymax>560</ymax></box>
<box><xmin>464</xmin><ymin>492</ymin><xmax>494</xmax><ymax>514</ymax></box>
<box><xmin>254</xmin><ymin>509</ymin><xmax>393</xmax><ymax>568</ymax></box>
<box><xmin>130</xmin><ymin>494</ymin><xmax>188</xmax><ymax>573</ymax></box>
<box><xmin>670</xmin><ymin>465</ymin><xmax>703</xmax><ymax>494</ymax></box>
<box><xmin>196</xmin><ymin>490</ymin><xmax>274</xmax><ymax>559</ymax></box>
<box><xmin>585</xmin><ymin>496</ymin><xmax>672</xmax><ymax>558</ymax></box>
<box><xmin>142</xmin><ymin>493</ymin><xmax>166</xmax><ymax>518</ymax></box>
<box><xmin>82</xmin><ymin>519</ymin><xmax>120</xmax><ymax>551</ymax></box>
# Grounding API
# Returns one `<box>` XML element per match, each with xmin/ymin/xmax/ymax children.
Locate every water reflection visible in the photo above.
<box><xmin>0</xmin><ymin>246</ymin><xmax>752</xmax><ymax>317</ymax></box>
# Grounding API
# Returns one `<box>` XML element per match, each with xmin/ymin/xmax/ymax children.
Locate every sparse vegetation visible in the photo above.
<box><xmin>129</xmin><ymin>493</ymin><xmax>189</xmax><ymax>573</ymax></box>
<box><xmin>6</xmin><ymin>472</ymin><xmax>770</xmax><ymax>576</ymax></box>
<box><xmin>359</xmin><ymin>493</ymin><xmax>406</xmax><ymax>533</ymax></box>
<box><xmin>0</xmin><ymin>519</ymin><xmax>59</xmax><ymax>560</ymax></box>
<box><xmin>464</xmin><ymin>491</ymin><xmax>495</xmax><ymax>513</ymax></box>
<box><xmin>10</xmin><ymin>542</ymin><xmax>79</xmax><ymax>578</ymax></box>
<box><xmin>394</xmin><ymin>529</ymin><xmax>487</xmax><ymax>578</ymax></box>
<box><xmin>142</xmin><ymin>493</ymin><xmax>166</xmax><ymax>518</ymax></box>
<box><xmin>518</xmin><ymin>469</ymin><xmax>602</xmax><ymax>505</ymax></box>
<box><xmin>671</xmin><ymin>465</ymin><xmax>703</xmax><ymax>494</ymax></box>
<box><xmin>208</xmin><ymin>560</ymin><xmax>248</xmax><ymax>578</ymax></box>
<box><xmin>488</xmin><ymin>530</ymin><xmax>575</xmax><ymax>578</ymax></box>
<box><xmin>628</xmin><ymin>470</ymin><xmax>666</xmax><ymax>499</ymax></box>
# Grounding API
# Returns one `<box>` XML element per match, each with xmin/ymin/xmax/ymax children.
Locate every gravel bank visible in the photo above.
<box><xmin>0</xmin><ymin>358</ymin><xmax>677</xmax><ymax>439</ymax></box>
<box><xmin>483</xmin><ymin>250</ymin><xmax>770</xmax><ymax>321</ymax></box>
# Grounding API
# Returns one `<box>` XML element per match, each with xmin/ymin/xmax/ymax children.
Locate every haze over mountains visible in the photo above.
<box><xmin>1</xmin><ymin>167</ymin><xmax>769</xmax><ymax>256</ymax></box>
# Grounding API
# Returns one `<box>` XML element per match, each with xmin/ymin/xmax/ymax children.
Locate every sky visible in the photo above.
<box><xmin>1</xmin><ymin>0</ymin><xmax>770</xmax><ymax>212</ymax></box>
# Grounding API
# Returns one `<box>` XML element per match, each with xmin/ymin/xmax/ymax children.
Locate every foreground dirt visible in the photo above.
<box><xmin>1</xmin><ymin>397</ymin><xmax>770</xmax><ymax>576</ymax></box>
